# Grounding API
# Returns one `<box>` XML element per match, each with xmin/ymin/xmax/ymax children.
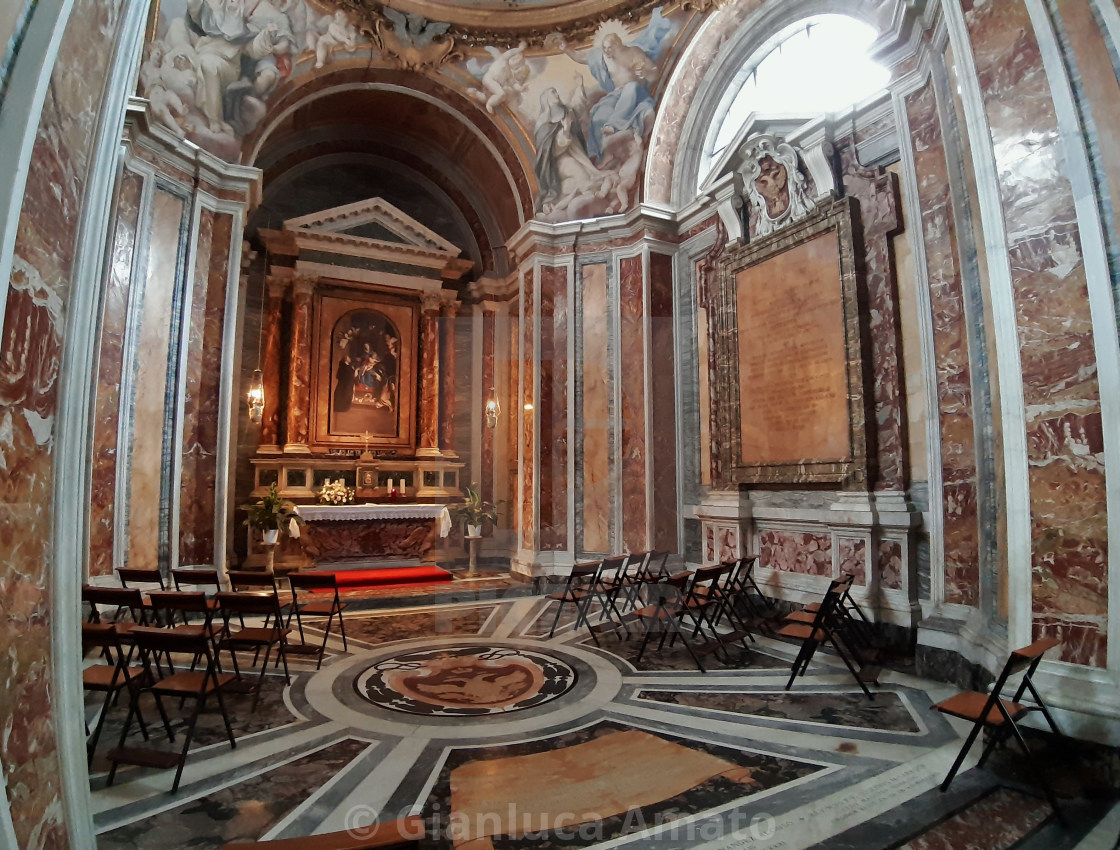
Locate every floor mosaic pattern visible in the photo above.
<box><xmin>87</xmin><ymin>590</ymin><xmax>1118</xmax><ymax>849</ymax></box>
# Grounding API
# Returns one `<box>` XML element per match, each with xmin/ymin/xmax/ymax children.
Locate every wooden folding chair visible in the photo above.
<box><xmin>226</xmin><ymin>570</ymin><xmax>292</xmax><ymax>625</ymax></box>
<box><xmin>82</xmin><ymin>585</ymin><xmax>150</xmax><ymax>632</ymax></box>
<box><xmin>106</xmin><ymin>626</ymin><xmax>236</xmax><ymax>792</ymax></box>
<box><xmin>545</xmin><ymin>561</ymin><xmax>625</xmax><ymax>645</ymax></box>
<box><xmin>780</xmin><ymin>574</ymin><xmax>875</xmax><ymax>698</ymax></box>
<box><xmin>633</xmin><ymin>572</ymin><xmax>709</xmax><ymax>673</ymax></box>
<box><xmin>82</xmin><ymin>622</ymin><xmax>168</xmax><ymax>765</ymax></box>
<box><xmin>286</xmin><ymin>572</ymin><xmax>349</xmax><ymax>669</ymax></box>
<box><xmin>216</xmin><ymin>592</ymin><xmax>291</xmax><ymax>709</ymax></box>
<box><xmin>116</xmin><ymin>566</ymin><xmax>165</xmax><ymax>591</ymax></box>
<box><xmin>933</xmin><ymin>637</ymin><xmax>1066</xmax><ymax>822</ymax></box>
<box><xmin>172</xmin><ymin>567</ymin><xmax>223</xmax><ymax>616</ymax></box>
<box><xmin>599</xmin><ymin>552</ymin><xmax>643</xmax><ymax>614</ymax></box>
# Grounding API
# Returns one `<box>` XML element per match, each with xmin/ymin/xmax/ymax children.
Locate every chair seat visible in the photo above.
<box><xmin>83</xmin><ymin>665</ymin><xmax>145</xmax><ymax>688</ymax></box>
<box><xmin>784</xmin><ymin>610</ymin><xmax>816</xmax><ymax>624</ymax></box>
<box><xmin>299</xmin><ymin>601</ymin><xmax>347</xmax><ymax>615</ymax></box>
<box><xmin>224</xmin><ymin>626</ymin><xmax>290</xmax><ymax>645</ymax></box>
<box><xmin>934</xmin><ymin>690</ymin><xmax>1023</xmax><ymax>725</ymax></box>
<box><xmin>153</xmin><ymin>671</ymin><xmax>237</xmax><ymax>696</ymax></box>
<box><xmin>778</xmin><ymin>623</ymin><xmax>828</xmax><ymax>642</ymax></box>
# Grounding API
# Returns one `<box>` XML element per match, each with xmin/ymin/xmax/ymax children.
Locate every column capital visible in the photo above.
<box><xmin>292</xmin><ymin>274</ymin><xmax>317</xmax><ymax>297</ymax></box>
<box><xmin>439</xmin><ymin>299</ymin><xmax>460</xmax><ymax>318</ymax></box>
<box><xmin>265</xmin><ymin>275</ymin><xmax>289</xmax><ymax>298</ymax></box>
<box><xmin>420</xmin><ymin>291</ymin><xmax>442</xmax><ymax>313</ymax></box>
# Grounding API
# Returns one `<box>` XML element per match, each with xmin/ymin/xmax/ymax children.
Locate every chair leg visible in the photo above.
<box><xmin>940</xmin><ymin>720</ymin><xmax>986</xmax><ymax>792</ymax></box>
<box><xmin>336</xmin><ymin>605</ymin><xmax>348</xmax><ymax>652</ymax></box>
<box><xmin>546</xmin><ymin>598</ymin><xmax>567</xmax><ymax>638</ymax></box>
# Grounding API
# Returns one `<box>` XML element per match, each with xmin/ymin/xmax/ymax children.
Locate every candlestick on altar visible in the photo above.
<box><xmin>359</xmin><ymin>430</ymin><xmax>374</xmax><ymax>461</ymax></box>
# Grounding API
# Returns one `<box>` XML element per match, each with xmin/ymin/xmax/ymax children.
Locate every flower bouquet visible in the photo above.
<box><xmin>319</xmin><ymin>478</ymin><xmax>356</xmax><ymax>505</ymax></box>
<box><xmin>243</xmin><ymin>482</ymin><xmax>304</xmax><ymax>542</ymax></box>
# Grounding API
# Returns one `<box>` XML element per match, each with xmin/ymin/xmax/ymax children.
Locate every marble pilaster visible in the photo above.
<box><xmin>906</xmin><ymin>79</ymin><xmax>982</xmax><ymax>607</ymax></box>
<box><xmin>283</xmin><ymin>275</ymin><xmax>315</xmax><ymax>454</ymax></box>
<box><xmin>649</xmin><ymin>252</ymin><xmax>678</xmax><ymax>553</ymax></box>
<box><xmin>89</xmin><ymin>169</ymin><xmax>143</xmax><ymax>576</ymax></box>
<box><xmin>581</xmin><ymin>263</ymin><xmax>611</xmax><ymax>554</ymax></box>
<box><xmin>539</xmin><ymin>265</ymin><xmax>568</xmax><ymax>552</ymax></box>
<box><xmin>481</xmin><ymin>303</ymin><xmax>498</xmax><ymax>504</ymax></box>
<box><xmin>178</xmin><ymin>210</ymin><xmax>232</xmax><ymax>565</ymax></box>
<box><xmin>521</xmin><ymin>270</ymin><xmax>535</xmax><ymax>551</ymax></box>
<box><xmin>418</xmin><ymin>292</ymin><xmax>441</xmax><ymax>456</ymax></box>
<box><xmin>439</xmin><ymin>300</ymin><xmax>458</xmax><ymax>456</ymax></box>
<box><xmin>258</xmin><ymin>275</ymin><xmax>287</xmax><ymax>452</ymax></box>
<box><xmin>619</xmin><ymin>255</ymin><xmax>649</xmax><ymax>553</ymax></box>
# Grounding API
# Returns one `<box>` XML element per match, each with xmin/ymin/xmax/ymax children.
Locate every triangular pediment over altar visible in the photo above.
<box><xmin>283</xmin><ymin>197</ymin><xmax>461</xmax><ymax>266</ymax></box>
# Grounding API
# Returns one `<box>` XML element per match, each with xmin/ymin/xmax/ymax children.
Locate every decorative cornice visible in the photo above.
<box><xmin>328</xmin><ymin>0</ymin><xmax>727</xmax><ymax>48</ymax></box>
<box><xmin>284</xmin><ymin>196</ymin><xmax>459</xmax><ymax>254</ymax></box>
<box><xmin>291</xmin><ymin>229</ymin><xmax>454</xmax><ymax>268</ymax></box>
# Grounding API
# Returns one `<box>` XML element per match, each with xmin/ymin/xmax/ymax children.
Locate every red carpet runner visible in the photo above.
<box><xmin>313</xmin><ymin>565</ymin><xmax>453</xmax><ymax>591</ymax></box>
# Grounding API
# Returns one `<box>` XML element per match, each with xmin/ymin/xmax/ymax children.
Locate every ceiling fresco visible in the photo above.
<box><xmin>138</xmin><ymin>0</ymin><xmax>722</xmax><ymax>229</ymax></box>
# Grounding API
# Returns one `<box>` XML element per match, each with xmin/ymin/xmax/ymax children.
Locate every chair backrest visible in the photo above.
<box><xmin>227</xmin><ymin>571</ymin><xmax>279</xmax><ymax>592</ymax></box>
<box><xmin>599</xmin><ymin>555</ymin><xmax>629</xmax><ymax>580</ymax></box>
<box><xmin>147</xmin><ymin>590</ymin><xmax>212</xmax><ymax>617</ymax></box>
<box><xmin>82</xmin><ymin>621</ymin><xmax>123</xmax><ymax>653</ymax></box>
<box><xmin>287</xmin><ymin>572</ymin><xmax>339</xmax><ymax>591</ymax></box>
<box><xmin>83</xmin><ymin>585</ymin><xmax>147</xmax><ymax>622</ymax></box>
<box><xmin>569</xmin><ymin>561</ymin><xmax>602</xmax><ymax>582</ymax></box>
<box><xmin>127</xmin><ymin>625</ymin><xmax>215</xmax><ymax>664</ymax></box>
<box><xmin>116</xmin><ymin>567</ymin><xmax>165</xmax><ymax>590</ymax></box>
<box><xmin>656</xmin><ymin>571</ymin><xmax>692</xmax><ymax>606</ymax></box>
<box><xmin>216</xmin><ymin>591</ymin><xmax>281</xmax><ymax>618</ymax></box>
<box><xmin>646</xmin><ymin>551</ymin><xmax>670</xmax><ymax>579</ymax></box>
<box><xmin>172</xmin><ymin>567</ymin><xmax>222</xmax><ymax>591</ymax></box>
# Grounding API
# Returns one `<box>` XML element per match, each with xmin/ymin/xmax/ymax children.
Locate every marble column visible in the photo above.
<box><xmin>258</xmin><ymin>275</ymin><xmax>287</xmax><ymax>452</ymax></box>
<box><xmin>481</xmin><ymin>302</ymin><xmax>498</xmax><ymax>504</ymax></box>
<box><xmin>439</xmin><ymin>300</ymin><xmax>459</xmax><ymax>457</ymax></box>
<box><xmin>417</xmin><ymin>292</ymin><xmax>442</xmax><ymax>457</ymax></box>
<box><xmin>283</xmin><ymin>275</ymin><xmax>315</xmax><ymax>454</ymax></box>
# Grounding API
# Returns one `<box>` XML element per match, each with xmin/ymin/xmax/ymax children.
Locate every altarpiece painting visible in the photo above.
<box><xmin>312</xmin><ymin>289</ymin><xmax>418</xmax><ymax>451</ymax></box>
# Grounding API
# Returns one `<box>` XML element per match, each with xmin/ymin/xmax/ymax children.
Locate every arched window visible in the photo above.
<box><xmin>698</xmin><ymin>15</ymin><xmax>889</xmax><ymax>188</ymax></box>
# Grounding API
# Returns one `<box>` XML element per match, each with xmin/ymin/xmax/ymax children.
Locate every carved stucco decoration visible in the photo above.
<box><xmin>358</xmin><ymin>6</ymin><xmax>459</xmax><ymax>71</ymax></box>
<box><xmin>329</xmin><ymin>0</ymin><xmax>728</xmax><ymax>47</ymax></box>
<box><xmin>737</xmin><ymin>135</ymin><xmax>819</xmax><ymax>239</ymax></box>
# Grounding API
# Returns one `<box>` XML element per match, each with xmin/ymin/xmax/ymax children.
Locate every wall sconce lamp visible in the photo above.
<box><xmin>248</xmin><ymin>369</ymin><xmax>265</xmax><ymax>423</ymax></box>
<box><xmin>484</xmin><ymin>392</ymin><xmax>501</xmax><ymax>429</ymax></box>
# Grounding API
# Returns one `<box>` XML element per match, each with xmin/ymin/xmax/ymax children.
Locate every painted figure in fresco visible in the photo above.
<box><xmin>333</xmin><ymin>355</ymin><xmax>355</xmax><ymax>412</ymax></box>
<box><xmin>741</xmin><ymin>136</ymin><xmax>816</xmax><ymax>237</ymax></box>
<box><xmin>548</xmin><ymin>7</ymin><xmax>674</xmax><ymax>163</ymax></box>
<box><xmin>467</xmin><ymin>41</ymin><xmax>532</xmax><ymax>114</ymax></box>
<box><xmin>307</xmin><ymin>10</ymin><xmax>357</xmax><ymax>69</ymax></box>
<box><xmin>533</xmin><ymin>83</ymin><xmax>618</xmax><ymax>222</ymax></box>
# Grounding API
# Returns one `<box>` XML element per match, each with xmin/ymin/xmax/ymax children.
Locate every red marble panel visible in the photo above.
<box><xmin>879</xmin><ymin>540</ymin><xmax>903</xmax><ymax>591</ymax></box>
<box><xmin>965</xmin><ymin>1</ymin><xmax>1108</xmax><ymax>666</ymax></box>
<box><xmin>89</xmin><ymin>169</ymin><xmax>143</xmax><ymax>577</ymax></box>
<box><xmin>649</xmin><ymin>252</ymin><xmax>677</xmax><ymax>553</ymax></box>
<box><xmin>299</xmin><ymin>518</ymin><xmax>438</xmax><ymax>561</ymax></box>
<box><xmin>838</xmin><ymin>141</ymin><xmax>906</xmax><ymax>492</ymax></box>
<box><xmin>418</xmin><ymin>303</ymin><xmax>440</xmax><ymax>450</ymax></box>
<box><xmin>481</xmin><ymin>310</ymin><xmax>496</xmax><ymax>504</ymax></box>
<box><xmin>521</xmin><ymin>271</ymin><xmax>535</xmax><ymax>551</ymax></box>
<box><xmin>179</xmin><ymin>211</ymin><xmax>232</xmax><ymax>565</ymax></box>
<box><xmin>582</xmin><ymin>263</ymin><xmax>611</xmax><ymax>554</ymax></box>
<box><xmin>838</xmin><ymin>537</ymin><xmax>867</xmax><ymax>586</ymax></box>
<box><xmin>620</xmin><ymin>255</ymin><xmax>648</xmax><ymax>552</ymax></box>
<box><xmin>438</xmin><ymin>304</ymin><xmax>456</xmax><ymax>452</ymax></box>
<box><xmin>759</xmin><ymin>530</ymin><xmax>833</xmax><ymax>577</ymax></box>
<box><xmin>287</xmin><ymin>282</ymin><xmax>315</xmax><ymax>447</ymax></box>
<box><xmin>538</xmin><ymin>265</ymin><xmax>568</xmax><ymax>551</ymax></box>
<box><xmin>260</xmin><ymin>279</ymin><xmax>285</xmax><ymax>447</ymax></box>
<box><xmin>0</xmin><ymin>0</ymin><xmax>127</xmax><ymax>842</ymax></box>
<box><xmin>906</xmin><ymin>79</ymin><xmax>981</xmax><ymax>606</ymax></box>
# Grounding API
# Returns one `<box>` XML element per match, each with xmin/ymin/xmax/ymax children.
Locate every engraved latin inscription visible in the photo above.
<box><xmin>736</xmin><ymin>232</ymin><xmax>850</xmax><ymax>465</ymax></box>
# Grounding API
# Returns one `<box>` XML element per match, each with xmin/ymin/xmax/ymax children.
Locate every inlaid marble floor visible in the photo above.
<box><xmin>88</xmin><ymin>591</ymin><xmax>1118</xmax><ymax>849</ymax></box>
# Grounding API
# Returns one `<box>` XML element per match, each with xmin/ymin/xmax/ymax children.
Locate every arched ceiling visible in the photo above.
<box><xmin>246</xmin><ymin>68</ymin><xmax>534</xmax><ymax>278</ymax></box>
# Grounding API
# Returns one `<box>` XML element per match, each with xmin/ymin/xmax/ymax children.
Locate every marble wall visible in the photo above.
<box><xmin>581</xmin><ymin>263</ymin><xmax>611</xmax><ymax>554</ymax></box>
<box><xmin>539</xmin><ymin>265</ymin><xmax>568</xmax><ymax>551</ymax></box>
<box><xmin>0</xmin><ymin>0</ymin><xmax>126</xmax><ymax>842</ymax></box>
<box><xmin>964</xmin><ymin>0</ymin><xmax>1109</xmax><ymax>667</ymax></box>
<box><xmin>905</xmin><ymin>78</ymin><xmax>982</xmax><ymax>607</ymax></box>
<box><xmin>620</xmin><ymin>255</ymin><xmax>649</xmax><ymax>553</ymax></box>
<box><xmin>89</xmin><ymin>171</ymin><xmax>143</xmax><ymax>576</ymax></box>
<box><xmin>649</xmin><ymin>252</ymin><xmax>678</xmax><ymax>553</ymax></box>
<box><xmin>179</xmin><ymin>211</ymin><xmax>234</xmax><ymax>565</ymax></box>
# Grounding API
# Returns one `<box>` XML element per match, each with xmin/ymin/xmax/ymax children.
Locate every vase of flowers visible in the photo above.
<box><xmin>448</xmin><ymin>484</ymin><xmax>499</xmax><ymax>536</ymax></box>
<box><xmin>243</xmin><ymin>482</ymin><xmax>304</xmax><ymax>540</ymax></box>
<box><xmin>318</xmin><ymin>478</ymin><xmax>356</xmax><ymax>505</ymax></box>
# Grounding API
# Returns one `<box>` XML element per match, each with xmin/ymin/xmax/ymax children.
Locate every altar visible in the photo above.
<box><xmin>295</xmin><ymin>504</ymin><xmax>452</xmax><ymax>568</ymax></box>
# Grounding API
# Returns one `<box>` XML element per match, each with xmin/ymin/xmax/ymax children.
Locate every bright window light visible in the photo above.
<box><xmin>703</xmin><ymin>15</ymin><xmax>889</xmax><ymax>182</ymax></box>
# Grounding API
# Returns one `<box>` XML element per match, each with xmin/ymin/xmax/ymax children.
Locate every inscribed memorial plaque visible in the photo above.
<box><xmin>736</xmin><ymin>232</ymin><xmax>849</xmax><ymax>465</ymax></box>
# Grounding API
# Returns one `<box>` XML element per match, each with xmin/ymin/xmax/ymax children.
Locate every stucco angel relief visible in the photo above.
<box><xmin>139</xmin><ymin>0</ymin><xmax>367</xmax><ymax>160</ymax></box>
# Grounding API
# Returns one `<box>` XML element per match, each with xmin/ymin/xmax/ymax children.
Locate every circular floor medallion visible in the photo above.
<box><xmin>357</xmin><ymin>644</ymin><xmax>577</xmax><ymax>716</ymax></box>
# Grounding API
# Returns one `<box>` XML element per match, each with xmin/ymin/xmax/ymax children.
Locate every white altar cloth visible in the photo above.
<box><xmin>296</xmin><ymin>504</ymin><xmax>452</xmax><ymax>537</ymax></box>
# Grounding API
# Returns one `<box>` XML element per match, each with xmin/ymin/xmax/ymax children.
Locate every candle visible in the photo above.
<box><xmin>398</xmin><ymin>478</ymin><xmax>406</xmax><ymax>495</ymax></box>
